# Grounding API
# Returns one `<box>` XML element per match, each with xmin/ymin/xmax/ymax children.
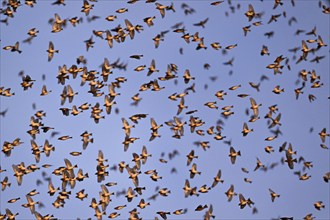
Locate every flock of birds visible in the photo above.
<box><xmin>0</xmin><ymin>0</ymin><xmax>329</xmax><ymax>219</ymax></box>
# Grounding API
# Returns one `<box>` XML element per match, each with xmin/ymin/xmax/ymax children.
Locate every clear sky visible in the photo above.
<box><xmin>0</xmin><ymin>0</ymin><xmax>329</xmax><ymax>219</ymax></box>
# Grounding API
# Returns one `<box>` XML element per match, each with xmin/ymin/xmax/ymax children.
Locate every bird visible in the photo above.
<box><xmin>157</xmin><ymin>211</ymin><xmax>171</xmax><ymax>220</ymax></box>
<box><xmin>196</xmin><ymin>37</ymin><xmax>207</xmax><ymax>50</ymax></box>
<box><xmin>273</xmin><ymin>85</ymin><xmax>284</xmax><ymax>94</ymax></box>
<box><xmin>81</xmin><ymin>0</ymin><xmax>94</xmax><ymax>15</ymax></box>
<box><xmin>265</xmin><ymin>146</ymin><xmax>274</xmax><ymax>153</ymax></box>
<box><xmin>108</xmin><ymin>212</ymin><xmax>120</xmax><ymax>219</ymax></box>
<box><xmin>106</xmin><ymin>15</ymin><xmax>117</xmax><ymax>22</ymax></box>
<box><xmin>186</xmin><ymin>150</ymin><xmax>198</xmax><ymax>166</ymax></box>
<box><xmin>40</xmin><ymin>85</ymin><xmax>52</xmax><ymax>96</ymax></box>
<box><xmin>3</xmin><ymin>41</ymin><xmax>22</xmax><ymax>53</ymax></box>
<box><xmin>242</xmin><ymin>122</ymin><xmax>253</xmax><ymax>136</ymax></box>
<box><xmin>238</xmin><ymin>194</ymin><xmax>254</xmax><ymax>209</ymax></box>
<box><xmin>144</xmin><ymin>16</ymin><xmax>156</xmax><ymax>27</ymax></box>
<box><xmin>314</xmin><ymin>201</ymin><xmax>325</xmax><ymax>210</ymax></box>
<box><xmin>84</xmin><ymin>36</ymin><xmax>95</xmax><ymax>51</ymax></box>
<box><xmin>243</xmin><ymin>25</ymin><xmax>251</xmax><ymax>36</ymax></box>
<box><xmin>225</xmin><ymin>185</ymin><xmax>237</xmax><ymax>202</ymax></box>
<box><xmin>323</xmin><ymin>172</ymin><xmax>330</xmax><ymax>182</ymax></box>
<box><xmin>21</xmin><ymin>195</ymin><xmax>39</xmax><ymax>214</ymax></box>
<box><xmin>319</xmin><ymin>128</ymin><xmax>329</xmax><ymax>143</ymax></box>
<box><xmin>268</xmin><ymin>14</ymin><xmax>281</xmax><ymax>24</ymax></box>
<box><xmin>211</xmin><ymin>169</ymin><xmax>224</xmax><ymax>187</ymax></box>
<box><xmin>69</xmin><ymin>17</ymin><xmax>82</xmax><ymax>27</ymax></box>
<box><xmin>229</xmin><ymin>146</ymin><xmax>241</xmax><ymax>164</ymax></box>
<box><xmin>193</xmin><ymin>18</ymin><xmax>209</xmax><ymax>28</ymax></box>
<box><xmin>122</xmin><ymin>118</ymin><xmax>135</xmax><ymax>136</ymax></box>
<box><xmin>177</xmin><ymin>97</ymin><xmax>188</xmax><ymax>115</ymax></box>
<box><xmin>268</xmin><ymin>113</ymin><xmax>282</xmax><ymax>128</ymax></box>
<box><xmin>7</xmin><ymin>197</ymin><xmax>20</xmax><ymax>203</ymax></box>
<box><xmin>147</xmin><ymin>59</ymin><xmax>159</xmax><ymax>76</ymax></box>
<box><xmin>47</xmin><ymin>41</ymin><xmax>59</xmax><ymax>62</ymax></box>
<box><xmin>189</xmin><ymin>163</ymin><xmax>201</xmax><ymax>178</ymax></box>
<box><xmin>254</xmin><ymin>158</ymin><xmax>265</xmax><ymax>171</ymax></box>
<box><xmin>245</xmin><ymin>4</ymin><xmax>256</xmax><ymax>21</ymax></box>
<box><xmin>195</xmin><ymin>204</ymin><xmax>208</xmax><ymax>211</ymax></box>
<box><xmin>155</xmin><ymin>3</ymin><xmax>168</xmax><ymax>18</ymax></box>
<box><xmin>269</xmin><ymin>188</ymin><xmax>280</xmax><ymax>202</ymax></box>
<box><xmin>183</xmin><ymin>69</ymin><xmax>195</xmax><ymax>84</ymax></box>
<box><xmin>1</xmin><ymin>176</ymin><xmax>11</xmax><ymax>191</ymax></box>
<box><xmin>261</xmin><ymin>45</ymin><xmax>270</xmax><ymax>56</ymax></box>
<box><xmin>124</xmin><ymin>19</ymin><xmax>135</xmax><ymax>40</ymax></box>
<box><xmin>210</xmin><ymin>42</ymin><xmax>221</xmax><ymax>50</ymax></box>
<box><xmin>5</xmin><ymin>209</ymin><xmax>19</xmax><ymax>219</ymax></box>
<box><xmin>211</xmin><ymin>1</ymin><xmax>224</xmax><ymax>6</ymax></box>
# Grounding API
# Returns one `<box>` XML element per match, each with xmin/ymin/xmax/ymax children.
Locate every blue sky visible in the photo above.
<box><xmin>0</xmin><ymin>0</ymin><xmax>329</xmax><ymax>219</ymax></box>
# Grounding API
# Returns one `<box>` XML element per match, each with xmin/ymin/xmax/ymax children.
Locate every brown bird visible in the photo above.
<box><xmin>242</xmin><ymin>122</ymin><xmax>253</xmax><ymax>136</ymax></box>
<box><xmin>81</xmin><ymin>0</ymin><xmax>94</xmax><ymax>15</ymax></box>
<box><xmin>314</xmin><ymin>201</ymin><xmax>325</xmax><ymax>210</ymax></box>
<box><xmin>211</xmin><ymin>1</ymin><xmax>224</xmax><ymax>6</ymax></box>
<box><xmin>211</xmin><ymin>169</ymin><xmax>224</xmax><ymax>187</ymax></box>
<box><xmin>3</xmin><ymin>41</ymin><xmax>22</xmax><ymax>53</ymax></box>
<box><xmin>238</xmin><ymin>194</ymin><xmax>254</xmax><ymax>209</ymax></box>
<box><xmin>229</xmin><ymin>146</ymin><xmax>241</xmax><ymax>164</ymax></box>
<box><xmin>269</xmin><ymin>188</ymin><xmax>280</xmax><ymax>202</ymax></box>
<box><xmin>144</xmin><ymin>16</ymin><xmax>156</xmax><ymax>27</ymax></box>
<box><xmin>225</xmin><ymin>184</ymin><xmax>237</xmax><ymax>202</ymax></box>
<box><xmin>254</xmin><ymin>157</ymin><xmax>265</xmax><ymax>171</ymax></box>
<box><xmin>47</xmin><ymin>41</ymin><xmax>58</xmax><ymax>62</ymax></box>
<box><xmin>1</xmin><ymin>176</ymin><xmax>11</xmax><ymax>191</ymax></box>
<box><xmin>194</xmin><ymin>18</ymin><xmax>209</xmax><ymax>28</ymax></box>
<box><xmin>319</xmin><ymin>128</ymin><xmax>330</xmax><ymax>143</ymax></box>
<box><xmin>21</xmin><ymin>195</ymin><xmax>39</xmax><ymax>214</ymax></box>
<box><xmin>147</xmin><ymin>59</ymin><xmax>159</xmax><ymax>76</ymax></box>
<box><xmin>189</xmin><ymin>163</ymin><xmax>201</xmax><ymax>178</ymax></box>
<box><xmin>245</xmin><ymin>4</ymin><xmax>256</xmax><ymax>21</ymax></box>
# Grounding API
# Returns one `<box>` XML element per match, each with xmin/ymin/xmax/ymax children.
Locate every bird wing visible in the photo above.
<box><xmin>64</xmin><ymin>158</ymin><xmax>72</xmax><ymax>168</ymax></box>
<box><xmin>125</xmin><ymin>19</ymin><xmax>135</xmax><ymax>39</ymax></box>
<box><xmin>98</xmin><ymin>150</ymin><xmax>104</xmax><ymax>161</ymax></box>
<box><xmin>49</xmin><ymin>41</ymin><xmax>54</xmax><ymax>50</ymax></box>
<box><xmin>239</xmin><ymin>193</ymin><xmax>245</xmax><ymax>203</ymax></box>
<box><xmin>250</xmin><ymin>97</ymin><xmax>256</xmax><ymax>106</ymax></box>
<box><xmin>106</xmin><ymin>30</ymin><xmax>113</xmax><ymax>48</ymax></box>
<box><xmin>150</xmin><ymin>118</ymin><xmax>157</xmax><ymax>128</ymax></box>
<box><xmin>230</xmin><ymin>146</ymin><xmax>235</xmax><ymax>154</ymax></box>
<box><xmin>41</xmin><ymin>85</ymin><xmax>47</xmax><ymax>94</ymax></box>
<box><xmin>157</xmin><ymin>6</ymin><xmax>165</xmax><ymax>18</ymax></box>
<box><xmin>122</xmin><ymin>118</ymin><xmax>129</xmax><ymax>127</ymax></box>
<box><xmin>48</xmin><ymin>180</ymin><xmax>55</xmax><ymax>191</ymax></box>
<box><xmin>217</xmin><ymin>169</ymin><xmax>222</xmax><ymax>178</ymax></box>
<box><xmin>248</xmin><ymin>4</ymin><xmax>254</xmax><ymax>13</ymax></box>
<box><xmin>243</xmin><ymin>122</ymin><xmax>248</xmax><ymax>130</ymax></box>
<box><xmin>101</xmin><ymin>184</ymin><xmax>109</xmax><ymax>194</ymax></box>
